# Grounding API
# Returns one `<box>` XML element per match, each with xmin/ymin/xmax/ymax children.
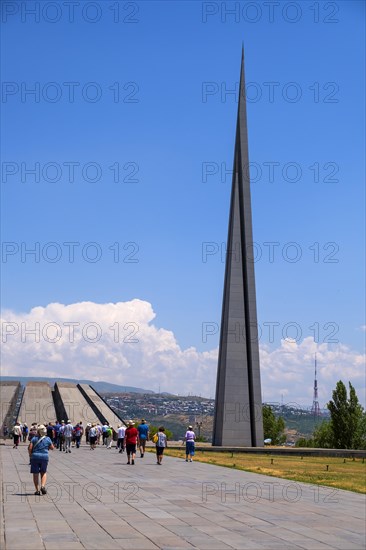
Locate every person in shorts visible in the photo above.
<box><xmin>124</xmin><ymin>420</ymin><xmax>138</xmax><ymax>465</ymax></box>
<box><xmin>137</xmin><ymin>419</ymin><xmax>149</xmax><ymax>458</ymax></box>
<box><xmin>28</xmin><ymin>424</ymin><xmax>54</xmax><ymax>496</ymax></box>
<box><xmin>155</xmin><ymin>426</ymin><xmax>167</xmax><ymax>465</ymax></box>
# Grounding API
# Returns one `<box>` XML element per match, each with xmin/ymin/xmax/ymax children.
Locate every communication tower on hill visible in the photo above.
<box><xmin>311</xmin><ymin>353</ymin><xmax>320</xmax><ymax>417</ymax></box>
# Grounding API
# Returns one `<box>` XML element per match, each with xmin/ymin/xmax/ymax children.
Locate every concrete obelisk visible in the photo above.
<box><xmin>212</xmin><ymin>48</ymin><xmax>264</xmax><ymax>447</ymax></box>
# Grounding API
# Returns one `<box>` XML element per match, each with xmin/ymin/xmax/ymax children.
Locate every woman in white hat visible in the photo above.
<box><xmin>28</xmin><ymin>424</ymin><xmax>54</xmax><ymax>495</ymax></box>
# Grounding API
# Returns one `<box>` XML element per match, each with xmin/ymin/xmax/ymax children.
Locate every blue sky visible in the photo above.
<box><xmin>1</xmin><ymin>1</ymin><xmax>365</xmax><ymax>405</ymax></box>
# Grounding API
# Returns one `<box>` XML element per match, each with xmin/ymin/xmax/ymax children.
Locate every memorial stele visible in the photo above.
<box><xmin>213</xmin><ymin>48</ymin><xmax>264</xmax><ymax>447</ymax></box>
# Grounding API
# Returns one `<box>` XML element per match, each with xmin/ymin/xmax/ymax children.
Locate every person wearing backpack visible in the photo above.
<box><xmin>28</xmin><ymin>424</ymin><xmax>54</xmax><ymax>496</ymax></box>
<box><xmin>73</xmin><ymin>423</ymin><xmax>83</xmax><ymax>449</ymax></box>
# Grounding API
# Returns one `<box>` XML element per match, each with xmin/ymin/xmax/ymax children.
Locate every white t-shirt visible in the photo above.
<box><xmin>157</xmin><ymin>432</ymin><xmax>167</xmax><ymax>447</ymax></box>
<box><xmin>118</xmin><ymin>426</ymin><xmax>126</xmax><ymax>438</ymax></box>
<box><xmin>185</xmin><ymin>430</ymin><xmax>195</xmax><ymax>441</ymax></box>
<box><xmin>13</xmin><ymin>425</ymin><xmax>22</xmax><ymax>436</ymax></box>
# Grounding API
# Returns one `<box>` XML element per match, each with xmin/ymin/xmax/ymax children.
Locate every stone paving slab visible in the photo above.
<box><xmin>1</xmin><ymin>442</ymin><xmax>365</xmax><ymax>549</ymax></box>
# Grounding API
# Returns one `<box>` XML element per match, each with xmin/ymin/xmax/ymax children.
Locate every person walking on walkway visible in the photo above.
<box><xmin>96</xmin><ymin>423</ymin><xmax>102</xmax><ymax>445</ymax></box>
<box><xmin>102</xmin><ymin>423</ymin><xmax>108</xmax><ymax>446</ymax></box>
<box><xmin>185</xmin><ymin>425</ymin><xmax>196</xmax><ymax>462</ymax></box>
<box><xmin>73</xmin><ymin>422</ymin><xmax>83</xmax><ymax>448</ymax></box>
<box><xmin>46</xmin><ymin>422</ymin><xmax>54</xmax><ymax>442</ymax></box>
<box><xmin>106</xmin><ymin>425</ymin><xmax>113</xmax><ymax>448</ymax></box>
<box><xmin>22</xmin><ymin>423</ymin><xmax>28</xmax><ymax>442</ymax></box>
<box><xmin>58</xmin><ymin>420</ymin><xmax>65</xmax><ymax>451</ymax></box>
<box><xmin>12</xmin><ymin>422</ymin><xmax>22</xmax><ymax>449</ymax></box>
<box><xmin>28</xmin><ymin>423</ymin><xmax>38</xmax><ymax>441</ymax></box>
<box><xmin>155</xmin><ymin>426</ymin><xmax>167</xmax><ymax>465</ymax></box>
<box><xmin>53</xmin><ymin>421</ymin><xmax>61</xmax><ymax>447</ymax></box>
<box><xmin>117</xmin><ymin>424</ymin><xmax>126</xmax><ymax>453</ymax></box>
<box><xmin>124</xmin><ymin>420</ymin><xmax>138</xmax><ymax>465</ymax></box>
<box><xmin>89</xmin><ymin>423</ymin><xmax>97</xmax><ymax>450</ymax></box>
<box><xmin>137</xmin><ymin>419</ymin><xmax>149</xmax><ymax>458</ymax></box>
<box><xmin>64</xmin><ymin>420</ymin><xmax>73</xmax><ymax>453</ymax></box>
<box><xmin>85</xmin><ymin>423</ymin><xmax>91</xmax><ymax>444</ymax></box>
<box><xmin>28</xmin><ymin>424</ymin><xmax>54</xmax><ymax>495</ymax></box>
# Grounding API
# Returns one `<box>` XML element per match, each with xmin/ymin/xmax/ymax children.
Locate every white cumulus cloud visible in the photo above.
<box><xmin>0</xmin><ymin>300</ymin><xmax>217</xmax><ymax>397</ymax></box>
<box><xmin>260</xmin><ymin>337</ymin><xmax>365</xmax><ymax>408</ymax></box>
<box><xmin>1</xmin><ymin>300</ymin><xmax>365</xmax><ymax>406</ymax></box>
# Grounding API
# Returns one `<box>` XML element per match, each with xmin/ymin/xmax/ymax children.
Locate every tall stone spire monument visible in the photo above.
<box><xmin>212</xmin><ymin>48</ymin><xmax>264</xmax><ymax>447</ymax></box>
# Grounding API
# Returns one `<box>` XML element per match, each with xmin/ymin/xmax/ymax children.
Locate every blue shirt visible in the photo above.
<box><xmin>31</xmin><ymin>436</ymin><xmax>53</xmax><ymax>460</ymax></box>
<box><xmin>138</xmin><ymin>423</ymin><xmax>149</xmax><ymax>439</ymax></box>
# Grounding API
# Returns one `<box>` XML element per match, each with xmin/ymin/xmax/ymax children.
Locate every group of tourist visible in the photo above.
<box><xmin>9</xmin><ymin>422</ymin><xmax>33</xmax><ymax>444</ymax></box>
<box><xmin>85</xmin><ymin>422</ymin><xmax>116</xmax><ymax>448</ymax></box>
<box><xmin>9</xmin><ymin>418</ymin><xmax>196</xmax><ymax>495</ymax></box>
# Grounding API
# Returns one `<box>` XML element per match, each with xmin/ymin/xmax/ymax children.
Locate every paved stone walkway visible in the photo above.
<box><xmin>1</xmin><ymin>442</ymin><xmax>365</xmax><ymax>549</ymax></box>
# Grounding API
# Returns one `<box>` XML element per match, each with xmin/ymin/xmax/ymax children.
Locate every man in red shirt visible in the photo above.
<box><xmin>124</xmin><ymin>420</ymin><xmax>138</xmax><ymax>465</ymax></box>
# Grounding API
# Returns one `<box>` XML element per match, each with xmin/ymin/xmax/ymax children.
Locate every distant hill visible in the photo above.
<box><xmin>0</xmin><ymin>376</ymin><xmax>154</xmax><ymax>395</ymax></box>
